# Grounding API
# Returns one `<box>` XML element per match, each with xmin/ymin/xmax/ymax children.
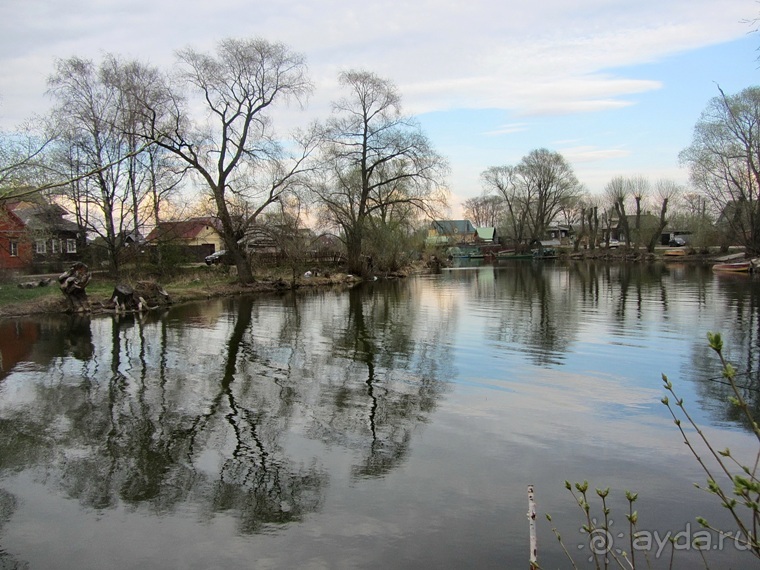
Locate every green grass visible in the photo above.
<box><xmin>0</xmin><ymin>283</ymin><xmax>60</xmax><ymax>306</ymax></box>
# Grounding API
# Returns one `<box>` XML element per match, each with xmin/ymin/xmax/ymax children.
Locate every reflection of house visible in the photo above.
<box><xmin>0</xmin><ymin>320</ymin><xmax>38</xmax><ymax>380</ymax></box>
<box><xmin>146</xmin><ymin>217</ymin><xmax>224</xmax><ymax>260</ymax></box>
<box><xmin>427</xmin><ymin>220</ymin><xmax>477</xmax><ymax>246</ymax></box>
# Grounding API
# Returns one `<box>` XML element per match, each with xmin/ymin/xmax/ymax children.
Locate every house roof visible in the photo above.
<box><xmin>0</xmin><ymin>203</ymin><xmax>26</xmax><ymax>230</ymax></box>
<box><xmin>146</xmin><ymin>217</ymin><xmax>220</xmax><ymax>242</ymax></box>
<box><xmin>431</xmin><ymin>220</ymin><xmax>476</xmax><ymax>235</ymax></box>
<box><xmin>476</xmin><ymin>227</ymin><xmax>495</xmax><ymax>241</ymax></box>
<box><xmin>9</xmin><ymin>202</ymin><xmax>79</xmax><ymax>233</ymax></box>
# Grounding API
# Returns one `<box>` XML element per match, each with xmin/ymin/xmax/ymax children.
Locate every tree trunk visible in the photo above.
<box><xmin>58</xmin><ymin>262</ymin><xmax>91</xmax><ymax>312</ymax></box>
<box><xmin>648</xmin><ymin>198</ymin><xmax>669</xmax><ymax>253</ymax></box>
<box><xmin>346</xmin><ymin>231</ymin><xmax>364</xmax><ymax>276</ymax></box>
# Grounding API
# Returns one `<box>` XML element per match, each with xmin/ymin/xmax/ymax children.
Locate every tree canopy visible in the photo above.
<box><xmin>681</xmin><ymin>86</ymin><xmax>760</xmax><ymax>254</ymax></box>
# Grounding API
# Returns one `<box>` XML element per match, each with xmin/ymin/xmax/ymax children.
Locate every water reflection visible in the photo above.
<box><xmin>0</xmin><ymin>285</ymin><xmax>455</xmax><ymax>548</ymax></box>
<box><xmin>1</xmin><ymin>261</ymin><xmax>760</xmax><ymax>568</ymax></box>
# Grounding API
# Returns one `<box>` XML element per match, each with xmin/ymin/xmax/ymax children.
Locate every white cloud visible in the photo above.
<box><xmin>483</xmin><ymin>123</ymin><xmax>529</xmax><ymax>136</ymax></box>
<box><xmin>560</xmin><ymin>146</ymin><xmax>632</xmax><ymax>163</ymax></box>
<box><xmin>0</xmin><ymin>0</ymin><xmax>751</xmax><ymax>202</ymax></box>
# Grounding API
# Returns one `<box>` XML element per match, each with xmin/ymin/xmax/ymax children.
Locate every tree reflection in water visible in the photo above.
<box><xmin>0</xmin><ymin>282</ymin><xmax>455</xmax><ymax>540</ymax></box>
<box><xmin>3</xmin><ymin>263</ymin><xmax>760</xmax><ymax>567</ymax></box>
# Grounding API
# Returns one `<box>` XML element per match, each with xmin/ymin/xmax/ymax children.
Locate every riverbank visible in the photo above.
<box><xmin>0</xmin><ymin>265</ymin><xmax>419</xmax><ymax>319</ymax></box>
<box><xmin>0</xmin><ymin>249</ymin><xmax>744</xmax><ymax>318</ymax></box>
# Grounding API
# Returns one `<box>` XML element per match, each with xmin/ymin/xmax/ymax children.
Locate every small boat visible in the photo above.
<box><xmin>712</xmin><ymin>259</ymin><xmax>758</xmax><ymax>273</ymax></box>
<box><xmin>496</xmin><ymin>252</ymin><xmax>533</xmax><ymax>260</ymax></box>
<box><xmin>663</xmin><ymin>248</ymin><xmax>687</xmax><ymax>257</ymax></box>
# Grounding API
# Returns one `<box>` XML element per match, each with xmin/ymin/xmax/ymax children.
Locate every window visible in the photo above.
<box><xmin>35</xmin><ymin>240</ymin><xmax>46</xmax><ymax>254</ymax></box>
<box><xmin>66</xmin><ymin>239</ymin><xmax>77</xmax><ymax>253</ymax></box>
<box><xmin>51</xmin><ymin>239</ymin><xmax>60</xmax><ymax>254</ymax></box>
<box><xmin>9</xmin><ymin>241</ymin><xmax>18</xmax><ymax>257</ymax></box>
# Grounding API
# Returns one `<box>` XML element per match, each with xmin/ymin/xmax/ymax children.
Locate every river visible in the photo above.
<box><xmin>0</xmin><ymin>260</ymin><xmax>759</xmax><ymax>569</ymax></box>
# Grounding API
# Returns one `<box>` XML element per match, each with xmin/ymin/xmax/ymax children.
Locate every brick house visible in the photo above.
<box><xmin>10</xmin><ymin>201</ymin><xmax>81</xmax><ymax>271</ymax></box>
<box><xmin>0</xmin><ymin>204</ymin><xmax>32</xmax><ymax>271</ymax></box>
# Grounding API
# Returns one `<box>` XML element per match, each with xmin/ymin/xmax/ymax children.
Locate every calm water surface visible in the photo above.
<box><xmin>1</xmin><ymin>261</ymin><xmax>760</xmax><ymax>569</ymax></box>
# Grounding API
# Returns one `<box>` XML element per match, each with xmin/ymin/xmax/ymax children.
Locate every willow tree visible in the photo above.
<box><xmin>314</xmin><ymin>70</ymin><xmax>448</xmax><ymax>275</ymax></box>
<box><xmin>680</xmin><ymin>86</ymin><xmax>760</xmax><ymax>254</ymax></box>
<box><xmin>143</xmin><ymin>38</ymin><xmax>313</xmax><ymax>284</ymax></box>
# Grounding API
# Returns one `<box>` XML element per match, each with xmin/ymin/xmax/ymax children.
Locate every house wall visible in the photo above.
<box><xmin>30</xmin><ymin>232</ymin><xmax>81</xmax><ymax>273</ymax></box>
<box><xmin>0</xmin><ymin>213</ymin><xmax>32</xmax><ymax>271</ymax></box>
<box><xmin>189</xmin><ymin>226</ymin><xmax>224</xmax><ymax>250</ymax></box>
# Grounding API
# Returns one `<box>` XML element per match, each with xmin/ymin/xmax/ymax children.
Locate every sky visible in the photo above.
<box><xmin>0</xmin><ymin>0</ymin><xmax>757</xmax><ymax>217</ymax></box>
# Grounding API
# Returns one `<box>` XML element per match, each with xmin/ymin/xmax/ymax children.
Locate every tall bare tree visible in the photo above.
<box><xmin>604</xmin><ymin>175</ymin><xmax>631</xmax><ymax>248</ymax></box>
<box><xmin>480</xmin><ymin>165</ymin><xmax>528</xmax><ymax>247</ymax></box>
<box><xmin>680</xmin><ymin>86</ymin><xmax>760</xmax><ymax>254</ymax></box>
<box><xmin>142</xmin><ymin>38</ymin><xmax>313</xmax><ymax>284</ymax></box>
<box><xmin>645</xmin><ymin>179</ymin><xmax>681</xmax><ymax>252</ymax></box>
<box><xmin>47</xmin><ymin>56</ymin><xmax>145</xmax><ymax>274</ymax></box>
<box><xmin>629</xmin><ymin>175</ymin><xmax>650</xmax><ymax>251</ymax></box>
<box><xmin>517</xmin><ymin>149</ymin><xmax>581</xmax><ymax>244</ymax></box>
<box><xmin>481</xmin><ymin>149</ymin><xmax>581</xmax><ymax>248</ymax></box>
<box><xmin>313</xmin><ymin>70</ymin><xmax>448</xmax><ymax>275</ymax></box>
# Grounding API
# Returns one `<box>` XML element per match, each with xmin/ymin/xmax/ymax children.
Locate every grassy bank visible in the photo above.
<box><xmin>0</xmin><ymin>264</ymin><xmax>367</xmax><ymax>318</ymax></box>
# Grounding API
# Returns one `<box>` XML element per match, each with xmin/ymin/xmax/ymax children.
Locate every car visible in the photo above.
<box><xmin>669</xmin><ymin>237</ymin><xmax>686</xmax><ymax>247</ymax></box>
<box><xmin>606</xmin><ymin>239</ymin><xmax>620</xmax><ymax>248</ymax></box>
<box><xmin>204</xmin><ymin>250</ymin><xmax>230</xmax><ymax>265</ymax></box>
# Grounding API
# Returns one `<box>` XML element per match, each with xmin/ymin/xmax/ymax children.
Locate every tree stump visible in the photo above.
<box><xmin>110</xmin><ymin>281</ymin><xmax>171</xmax><ymax>313</ymax></box>
<box><xmin>58</xmin><ymin>262</ymin><xmax>92</xmax><ymax>312</ymax></box>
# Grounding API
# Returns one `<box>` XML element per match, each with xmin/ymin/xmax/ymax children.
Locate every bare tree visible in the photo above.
<box><xmin>604</xmin><ymin>175</ymin><xmax>631</xmax><ymax>248</ymax></box>
<box><xmin>143</xmin><ymin>38</ymin><xmax>313</xmax><ymax>284</ymax></box>
<box><xmin>462</xmin><ymin>194</ymin><xmax>503</xmax><ymax>227</ymax></box>
<box><xmin>628</xmin><ymin>175</ymin><xmax>650</xmax><ymax>251</ymax></box>
<box><xmin>646</xmin><ymin>179</ymin><xmax>681</xmax><ymax>253</ymax></box>
<box><xmin>559</xmin><ymin>191</ymin><xmax>594</xmax><ymax>252</ymax></box>
<box><xmin>480</xmin><ymin>165</ymin><xmax>528</xmax><ymax>248</ymax></box>
<box><xmin>0</xmin><ymin>127</ymin><xmax>56</xmax><ymax>193</ymax></box>
<box><xmin>481</xmin><ymin>149</ymin><xmax>581</xmax><ymax>249</ymax></box>
<box><xmin>313</xmin><ymin>70</ymin><xmax>448</xmax><ymax>275</ymax></box>
<box><xmin>47</xmin><ymin>56</ymin><xmax>146</xmax><ymax>274</ymax></box>
<box><xmin>680</xmin><ymin>86</ymin><xmax>760</xmax><ymax>254</ymax></box>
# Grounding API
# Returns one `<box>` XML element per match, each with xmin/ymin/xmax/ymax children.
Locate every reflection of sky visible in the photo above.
<box><xmin>432</xmin><ymin>264</ymin><xmax>752</xmax><ymax>429</ymax></box>
<box><xmin>1</xmin><ymin>265</ymin><xmax>758</xmax><ymax>569</ymax></box>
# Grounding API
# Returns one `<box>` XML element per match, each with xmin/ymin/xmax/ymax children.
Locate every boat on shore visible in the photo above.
<box><xmin>496</xmin><ymin>250</ymin><xmax>533</xmax><ymax>260</ymax></box>
<box><xmin>495</xmin><ymin>247</ymin><xmax>558</xmax><ymax>260</ymax></box>
<box><xmin>712</xmin><ymin>259</ymin><xmax>758</xmax><ymax>273</ymax></box>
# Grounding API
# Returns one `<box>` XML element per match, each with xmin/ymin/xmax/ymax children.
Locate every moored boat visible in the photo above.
<box><xmin>712</xmin><ymin>259</ymin><xmax>758</xmax><ymax>273</ymax></box>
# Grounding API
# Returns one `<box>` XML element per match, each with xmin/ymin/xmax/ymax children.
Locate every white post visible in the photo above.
<box><xmin>528</xmin><ymin>484</ymin><xmax>537</xmax><ymax>568</ymax></box>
